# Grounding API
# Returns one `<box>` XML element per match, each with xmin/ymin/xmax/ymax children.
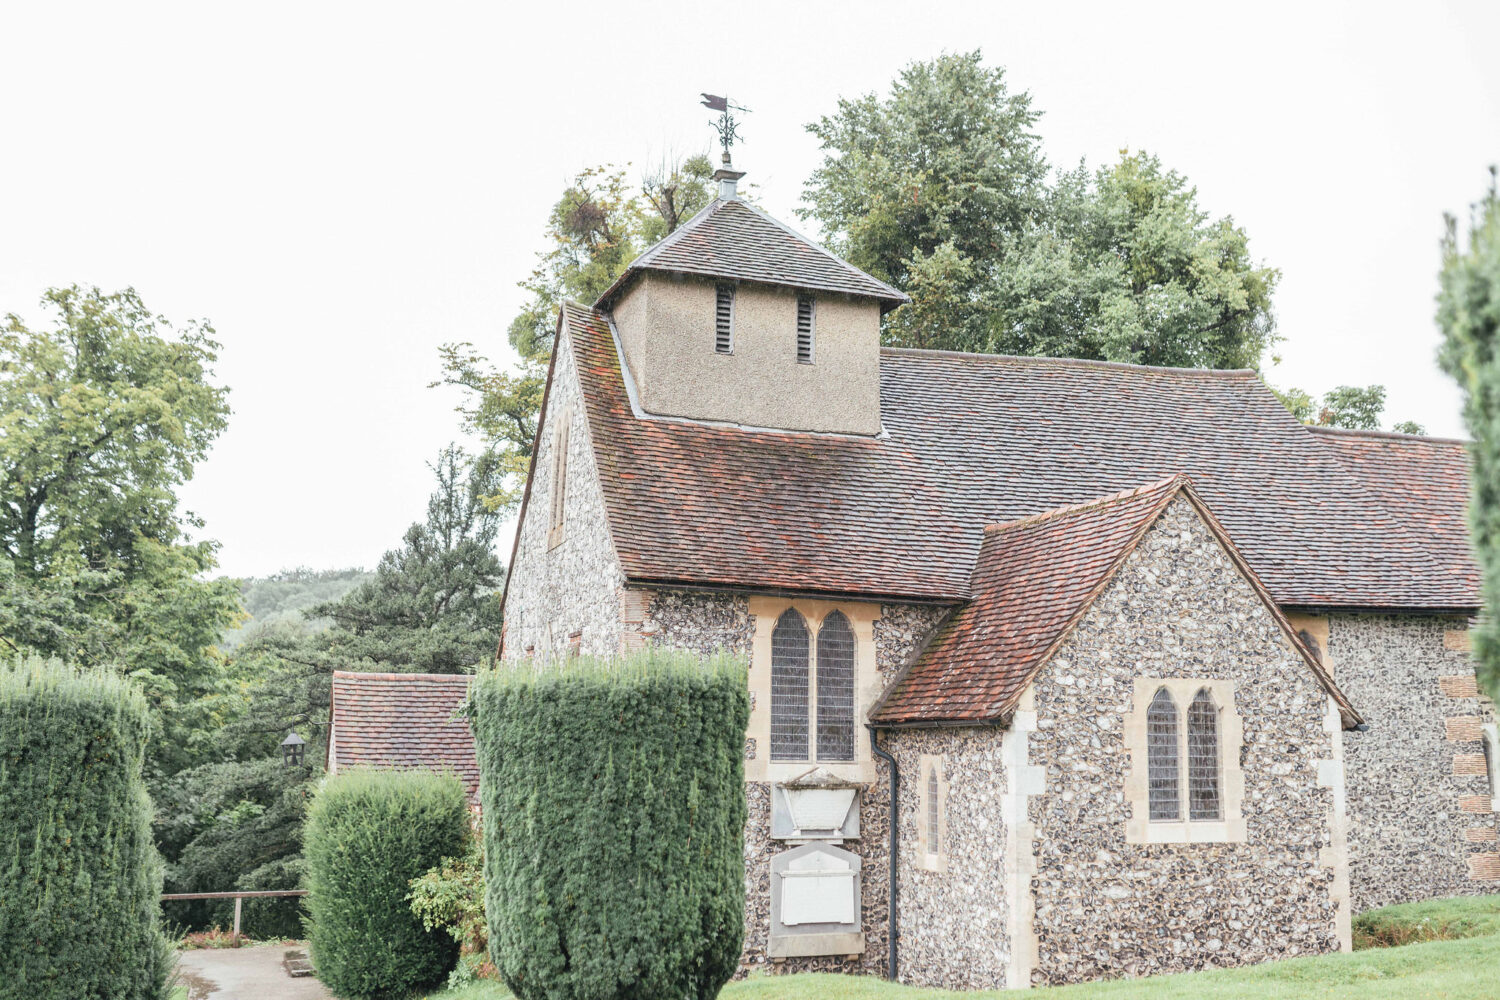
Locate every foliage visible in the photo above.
<box><xmin>1351</xmin><ymin>893</ymin><xmax>1500</xmax><ymax>950</ymax></box>
<box><xmin>410</xmin><ymin>833</ymin><xmax>496</xmax><ymax>988</ymax></box>
<box><xmin>160</xmin><ymin>447</ymin><xmax>500</xmax><ymax>936</ymax></box>
<box><xmin>0</xmin><ymin>654</ymin><xmax>173</xmax><ymax>1000</ymax></box>
<box><xmin>471</xmin><ymin>650</ymin><xmax>749</xmax><ymax>1000</ymax></box>
<box><xmin>306</xmin><ymin>769</ymin><xmax>470</xmax><ymax>999</ymax></box>
<box><xmin>177</xmin><ymin>926</ymin><xmax>279</xmax><ymax>949</ymax></box>
<box><xmin>435</xmin><ymin>156</ymin><xmax>713</xmax><ymax>514</ymax></box>
<box><xmin>224</xmin><ymin>567</ymin><xmax>373</xmax><ymax>649</ymax></box>
<box><xmin>1271</xmin><ymin>383</ymin><xmax>1424</xmax><ymax>433</ymax></box>
<box><xmin>801</xmin><ymin>53</ymin><xmax>1278</xmax><ymax>370</ymax></box>
<box><xmin>987</xmin><ymin>152</ymin><xmax>1279</xmax><ymax>368</ymax></box>
<box><xmin>309</xmin><ymin>446</ymin><xmax>505</xmax><ymax>674</ymax></box>
<box><xmin>801</xmin><ymin>50</ymin><xmax>1046</xmax><ymax>352</ymax></box>
<box><xmin>0</xmin><ymin>285</ymin><xmax>243</xmax><ymax>783</ymax></box>
<box><xmin>409</xmin><ymin>833</ymin><xmax>488</xmax><ymax>954</ymax></box>
<box><xmin>1438</xmin><ymin>170</ymin><xmax>1500</xmax><ymax>702</ymax></box>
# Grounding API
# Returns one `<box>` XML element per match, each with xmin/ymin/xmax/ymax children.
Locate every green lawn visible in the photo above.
<box><xmin>418</xmin><ymin>895</ymin><xmax>1500</xmax><ymax>1000</ymax></box>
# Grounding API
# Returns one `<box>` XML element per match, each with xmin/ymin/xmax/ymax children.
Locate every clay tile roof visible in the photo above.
<box><xmin>560</xmin><ymin>302</ymin><xmax>1479</xmax><ymax>612</ymax></box>
<box><xmin>1309</xmin><ymin>426</ymin><xmax>1480</xmax><ymax>601</ymax></box>
<box><xmin>869</xmin><ymin>477</ymin><xmax>1359</xmax><ymax>727</ymax></box>
<box><xmin>594</xmin><ymin>198</ymin><xmax>908</xmax><ymax>312</ymax></box>
<box><xmin>330</xmin><ymin>671</ymin><xmax>478</xmax><ymax>804</ymax></box>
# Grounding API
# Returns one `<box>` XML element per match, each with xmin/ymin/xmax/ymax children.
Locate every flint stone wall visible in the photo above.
<box><xmin>885</xmin><ymin>727</ymin><xmax>1011</xmax><ymax>989</ymax></box>
<box><xmin>502</xmin><ymin>331</ymin><xmax>625</xmax><ymax>661</ymax></box>
<box><xmin>1330</xmin><ymin>613</ymin><xmax>1499</xmax><ymax>908</ymax></box>
<box><xmin>641</xmin><ymin>591</ymin><xmax>946</xmax><ymax>976</ymax></box>
<box><xmin>1024</xmin><ymin>499</ymin><xmax>1342</xmax><ymax>985</ymax></box>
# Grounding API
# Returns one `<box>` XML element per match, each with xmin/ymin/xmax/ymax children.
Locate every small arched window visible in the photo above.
<box><xmin>927</xmin><ymin>764</ymin><xmax>942</xmax><ymax>856</ymax></box>
<box><xmin>815</xmin><ymin>611</ymin><xmax>856</xmax><ymax>762</ymax></box>
<box><xmin>770</xmin><ymin>610</ymin><xmax>810</xmax><ymax>761</ymax></box>
<box><xmin>1187</xmin><ymin>688</ymin><xmax>1222</xmax><ymax>821</ymax></box>
<box><xmin>1147</xmin><ymin>688</ymin><xmax>1180</xmax><ymax>821</ymax></box>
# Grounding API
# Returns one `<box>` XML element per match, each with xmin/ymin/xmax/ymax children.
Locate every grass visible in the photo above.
<box><xmin>416</xmin><ymin>895</ymin><xmax>1500</xmax><ymax>1000</ymax></box>
<box><xmin>1352</xmin><ymin>893</ymin><xmax>1500</xmax><ymax>949</ymax></box>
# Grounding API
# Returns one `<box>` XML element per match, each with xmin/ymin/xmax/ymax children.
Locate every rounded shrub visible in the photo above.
<box><xmin>0</xmin><ymin>654</ymin><xmax>173</xmax><ymax>1000</ymax></box>
<box><xmin>304</xmin><ymin>768</ymin><xmax>469</xmax><ymax>999</ymax></box>
<box><xmin>472</xmin><ymin>650</ymin><xmax>749</xmax><ymax>1000</ymax></box>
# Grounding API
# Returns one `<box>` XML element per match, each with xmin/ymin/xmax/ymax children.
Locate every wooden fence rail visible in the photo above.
<box><xmin>160</xmin><ymin>889</ymin><xmax>308</xmax><ymax>939</ymax></box>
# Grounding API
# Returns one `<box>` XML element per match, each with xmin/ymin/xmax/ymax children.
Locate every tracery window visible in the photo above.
<box><xmin>815</xmin><ymin>611</ymin><xmax>856</xmax><ymax>761</ymax></box>
<box><xmin>770</xmin><ymin>610</ymin><xmax>810</xmax><ymax>761</ymax></box>
<box><xmin>767</xmin><ymin>608</ymin><xmax>859</xmax><ymax>764</ymax></box>
<box><xmin>1187</xmin><ymin>689</ymin><xmax>1222</xmax><ymax>821</ymax></box>
<box><xmin>1146</xmin><ymin>688</ymin><xmax>1180</xmax><ymax>821</ymax></box>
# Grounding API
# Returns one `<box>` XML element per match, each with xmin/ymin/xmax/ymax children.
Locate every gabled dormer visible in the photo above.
<box><xmin>594</xmin><ymin>164</ymin><xmax>907</xmax><ymax>436</ymax></box>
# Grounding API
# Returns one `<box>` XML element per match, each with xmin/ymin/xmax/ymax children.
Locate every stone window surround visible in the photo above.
<box><xmin>747</xmin><ymin>596</ymin><xmax>881</xmax><ymax>784</ymax></box>
<box><xmin>1485</xmin><ymin>722</ymin><xmax>1500</xmax><ymax>813</ymax></box>
<box><xmin>546</xmin><ymin>407</ymin><xmax>572</xmax><ymax>550</ymax></box>
<box><xmin>1125</xmin><ymin>677</ymin><xmax>1247</xmax><ymax>844</ymax></box>
<box><xmin>916</xmin><ymin>753</ymin><xmax>948</xmax><ymax>872</ymax></box>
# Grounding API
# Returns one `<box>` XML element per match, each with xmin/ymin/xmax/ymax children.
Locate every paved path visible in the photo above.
<box><xmin>177</xmin><ymin>945</ymin><xmax>330</xmax><ymax>1000</ymax></box>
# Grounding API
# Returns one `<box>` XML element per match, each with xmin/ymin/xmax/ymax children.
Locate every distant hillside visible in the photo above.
<box><xmin>223</xmin><ymin>567</ymin><xmax>374</xmax><ymax>648</ymax></box>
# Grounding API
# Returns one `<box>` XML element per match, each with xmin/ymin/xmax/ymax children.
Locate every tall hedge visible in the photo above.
<box><xmin>1439</xmin><ymin>172</ymin><xmax>1500</xmax><ymax>702</ymax></box>
<box><xmin>472</xmin><ymin>650</ymin><xmax>749</xmax><ymax>1000</ymax></box>
<box><xmin>0</xmin><ymin>655</ymin><xmax>172</xmax><ymax>1000</ymax></box>
<box><xmin>304</xmin><ymin>768</ymin><xmax>469</xmax><ymax>999</ymax></box>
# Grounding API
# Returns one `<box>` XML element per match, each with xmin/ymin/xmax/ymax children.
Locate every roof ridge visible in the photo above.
<box><xmin>982</xmin><ymin>475</ymin><xmax>1186</xmax><ymax>535</ymax></box>
<box><xmin>332</xmin><ymin>670</ymin><xmax>475</xmax><ymax>682</ymax></box>
<box><xmin>881</xmin><ymin>345</ymin><xmax>1258</xmax><ymax>377</ymax></box>
<box><xmin>1307</xmin><ymin>425</ymin><xmax>1469</xmax><ymax>446</ymax></box>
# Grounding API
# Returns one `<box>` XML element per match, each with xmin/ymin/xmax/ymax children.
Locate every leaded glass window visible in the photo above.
<box><xmin>1188</xmin><ymin>688</ymin><xmax>1222</xmax><ymax>821</ymax></box>
<box><xmin>815</xmin><ymin>611</ymin><xmax>856</xmax><ymax>762</ymax></box>
<box><xmin>770</xmin><ymin>610</ymin><xmax>810</xmax><ymax>761</ymax></box>
<box><xmin>927</xmin><ymin>764</ymin><xmax>941</xmax><ymax>856</ymax></box>
<box><xmin>1147</xmin><ymin>688</ymin><xmax>1180</xmax><ymax>821</ymax></box>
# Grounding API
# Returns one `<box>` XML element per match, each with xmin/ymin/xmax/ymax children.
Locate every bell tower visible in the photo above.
<box><xmin>594</xmin><ymin>99</ymin><xmax>907</xmax><ymax>435</ymax></box>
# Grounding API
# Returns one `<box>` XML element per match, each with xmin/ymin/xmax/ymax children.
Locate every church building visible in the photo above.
<box><xmin>358</xmin><ymin>160</ymin><xmax>1500</xmax><ymax>989</ymax></box>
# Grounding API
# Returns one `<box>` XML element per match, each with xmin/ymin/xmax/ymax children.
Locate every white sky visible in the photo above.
<box><xmin>2</xmin><ymin>1</ymin><xmax>1497</xmax><ymax>580</ymax></box>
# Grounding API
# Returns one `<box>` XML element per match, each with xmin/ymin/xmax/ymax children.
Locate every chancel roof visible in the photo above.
<box><xmin>560</xmin><ymin>302</ymin><xmax>1479</xmax><ymax>612</ymax></box>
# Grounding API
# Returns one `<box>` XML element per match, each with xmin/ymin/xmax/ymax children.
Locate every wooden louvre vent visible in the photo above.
<box><xmin>715</xmin><ymin>283</ymin><xmax>735</xmax><ymax>353</ymax></box>
<box><xmin>796</xmin><ymin>296</ymin><xmax>814</xmax><ymax>363</ymax></box>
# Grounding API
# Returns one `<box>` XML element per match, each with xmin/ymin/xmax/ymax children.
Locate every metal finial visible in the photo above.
<box><xmin>701</xmin><ymin>93</ymin><xmax>750</xmax><ymax>160</ymax></box>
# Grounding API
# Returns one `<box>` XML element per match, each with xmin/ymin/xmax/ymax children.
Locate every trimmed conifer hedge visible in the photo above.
<box><xmin>472</xmin><ymin>650</ymin><xmax>749</xmax><ymax>1000</ymax></box>
<box><xmin>304</xmin><ymin>768</ymin><xmax>469</xmax><ymax>999</ymax></box>
<box><xmin>0</xmin><ymin>655</ymin><xmax>173</xmax><ymax>1000</ymax></box>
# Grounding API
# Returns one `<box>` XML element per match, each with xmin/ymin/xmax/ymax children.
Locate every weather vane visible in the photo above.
<box><xmin>701</xmin><ymin>93</ymin><xmax>750</xmax><ymax>161</ymax></box>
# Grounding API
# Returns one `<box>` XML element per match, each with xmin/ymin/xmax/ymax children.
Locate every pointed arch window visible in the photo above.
<box><xmin>1187</xmin><ymin>688</ymin><xmax>1222</xmax><ymax>821</ymax></box>
<box><xmin>1146</xmin><ymin>688</ymin><xmax>1180</xmax><ymax>821</ymax></box>
<box><xmin>815</xmin><ymin>611</ymin><xmax>856</xmax><ymax>762</ymax></box>
<box><xmin>770</xmin><ymin>610</ymin><xmax>810</xmax><ymax>761</ymax></box>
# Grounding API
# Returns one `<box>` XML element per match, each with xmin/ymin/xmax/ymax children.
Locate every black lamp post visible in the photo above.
<box><xmin>281</xmin><ymin>731</ymin><xmax>306</xmax><ymax>769</ymax></box>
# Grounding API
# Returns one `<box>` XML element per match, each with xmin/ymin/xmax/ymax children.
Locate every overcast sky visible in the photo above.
<box><xmin>3</xmin><ymin>1</ymin><xmax>1497</xmax><ymax>579</ymax></box>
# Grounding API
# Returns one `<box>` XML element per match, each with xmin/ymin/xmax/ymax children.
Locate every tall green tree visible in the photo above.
<box><xmin>801</xmin><ymin>50</ymin><xmax>1047</xmax><ymax>352</ymax></box>
<box><xmin>161</xmin><ymin>446</ymin><xmax>506</xmax><ymax>931</ymax></box>
<box><xmin>1438</xmin><ymin>170</ymin><xmax>1500</xmax><ymax>701</ymax></box>
<box><xmin>436</xmin><ymin>156</ymin><xmax>714</xmax><ymax>514</ymax></box>
<box><xmin>990</xmin><ymin>152</ymin><xmax>1279</xmax><ymax>368</ymax></box>
<box><xmin>800</xmin><ymin>52</ymin><xmax>1281</xmax><ymax>370</ymax></box>
<box><xmin>1274</xmin><ymin>383</ymin><xmax>1425</xmax><ymax>434</ymax></box>
<box><xmin>0</xmin><ymin>285</ymin><xmax>242</xmax><ymax>780</ymax></box>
